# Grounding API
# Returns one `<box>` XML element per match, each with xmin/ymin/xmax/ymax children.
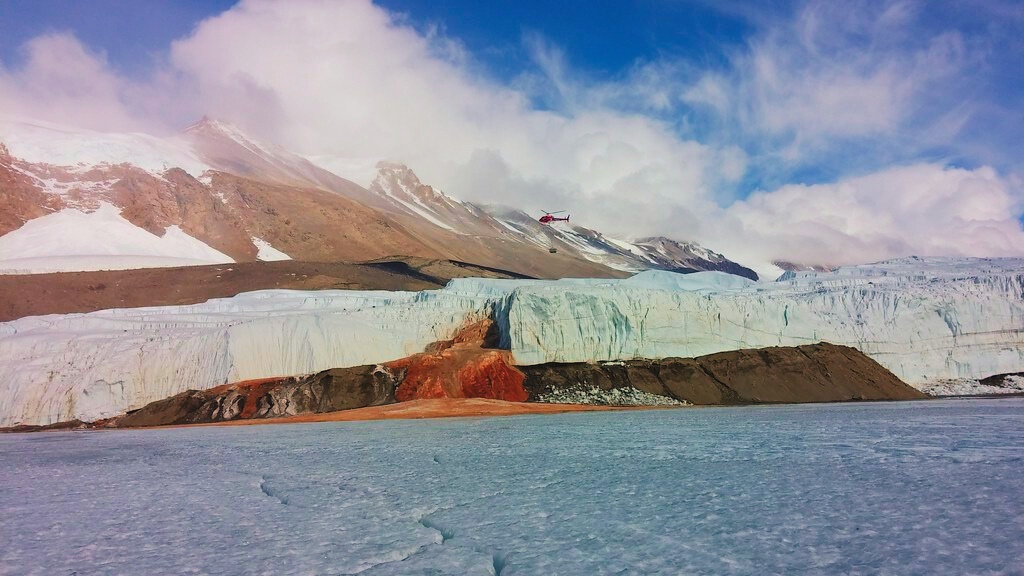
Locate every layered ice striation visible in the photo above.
<box><xmin>503</xmin><ymin>258</ymin><xmax>1024</xmax><ymax>383</ymax></box>
<box><xmin>1</xmin><ymin>257</ymin><xmax>1022</xmax><ymax>425</ymax></box>
<box><xmin>0</xmin><ymin>289</ymin><xmax>493</xmax><ymax>426</ymax></box>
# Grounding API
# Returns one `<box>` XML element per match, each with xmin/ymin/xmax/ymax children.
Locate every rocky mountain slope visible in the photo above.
<box><xmin>520</xmin><ymin>343</ymin><xmax>925</xmax><ymax>405</ymax></box>
<box><xmin>0</xmin><ymin>116</ymin><xmax>754</xmax><ymax>280</ymax></box>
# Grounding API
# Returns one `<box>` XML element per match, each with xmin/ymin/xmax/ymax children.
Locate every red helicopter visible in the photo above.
<box><xmin>538</xmin><ymin>210</ymin><xmax>570</xmax><ymax>224</ymax></box>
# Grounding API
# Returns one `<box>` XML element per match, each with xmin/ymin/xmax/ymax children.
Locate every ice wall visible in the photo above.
<box><xmin>504</xmin><ymin>260</ymin><xmax>1024</xmax><ymax>383</ymax></box>
<box><xmin>0</xmin><ymin>289</ymin><xmax>492</xmax><ymax>426</ymax></box>
<box><xmin>2</xmin><ymin>258</ymin><xmax>1022</xmax><ymax>426</ymax></box>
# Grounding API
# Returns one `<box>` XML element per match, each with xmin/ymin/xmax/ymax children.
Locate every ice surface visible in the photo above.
<box><xmin>1</xmin><ymin>257</ymin><xmax>1022</xmax><ymax>425</ymax></box>
<box><xmin>0</xmin><ymin>203</ymin><xmax>234</xmax><ymax>274</ymax></box>
<box><xmin>2</xmin><ymin>399</ymin><xmax>1022</xmax><ymax>575</ymax></box>
<box><xmin>621</xmin><ymin>269</ymin><xmax>756</xmax><ymax>291</ymax></box>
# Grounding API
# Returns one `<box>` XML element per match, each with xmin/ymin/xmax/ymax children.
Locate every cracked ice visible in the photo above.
<box><xmin>3</xmin><ymin>399</ymin><xmax>1024</xmax><ymax>574</ymax></box>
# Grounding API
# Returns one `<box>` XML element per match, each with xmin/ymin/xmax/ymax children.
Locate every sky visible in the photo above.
<box><xmin>1</xmin><ymin>0</ymin><xmax>1023</xmax><ymax>272</ymax></box>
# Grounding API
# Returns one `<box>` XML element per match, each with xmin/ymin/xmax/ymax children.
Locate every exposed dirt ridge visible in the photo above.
<box><xmin>520</xmin><ymin>344</ymin><xmax>927</xmax><ymax>406</ymax></box>
<box><xmin>0</xmin><ymin>257</ymin><xmax>530</xmax><ymax>322</ymax></box>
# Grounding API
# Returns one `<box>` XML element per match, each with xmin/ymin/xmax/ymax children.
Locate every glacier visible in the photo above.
<box><xmin>502</xmin><ymin>258</ymin><xmax>1024</xmax><ymax>383</ymax></box>
<box><xmin>0</xmin><ymin>289</ymin><xmax>494</xmax><ymax>426</ymax></box>
<box><xmin>1</xmin><ymin>257</ymin><xmax>1022</xmax><ymax>426</ymax></box>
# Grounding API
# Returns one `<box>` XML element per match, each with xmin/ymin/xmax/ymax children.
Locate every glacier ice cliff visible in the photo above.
<box><xmin>503</xmin><ymin>258</ymin><xmax>1024</xmax><ymax>383</ymax></box>
<box><xmin>0</xmin><ymin>289</ymin><xmax>493</xmax><ymax>426</ymax></box>
<box><xmin>1</xmin><ymin>257</ymin><xmax>1022</xmax><ymax>426</ymax></box>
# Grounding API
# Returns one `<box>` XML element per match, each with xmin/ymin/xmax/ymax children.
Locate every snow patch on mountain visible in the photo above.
<box><xmin>368</xmin><ymin>161</ymin><xmax>462</xmax><ymax>231</ymax></box>
<box><xmin>481</xmin><ymin>205</ymin><xmax>757</xmax><ymax>277</ymax></box>
<box><xmin>252</xmin><ymin>237</ymin><xmax>291</xmax><ymax>261</ymax></box>
<box><xmin>0</xmin><ymin>202</ymin><xmax>233</xmax><ymax>274</ymax></box>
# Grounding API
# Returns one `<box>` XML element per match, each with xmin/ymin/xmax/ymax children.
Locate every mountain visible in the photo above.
<box><xmin>0</xmin><ymin>116</ymin><xmax>756</xmax><ymax>279</ymax></box>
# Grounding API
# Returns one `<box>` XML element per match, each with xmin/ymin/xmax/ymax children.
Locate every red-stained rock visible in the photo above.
<box><xmin>457</xmin><ymin>351</ymin><xmax>528</xmax><ymax>402</ymax></box>
<box><xmin>390</xmin><ymin>354</ymin><xmax>450</xmax><ymax>400</ymax></box>
<box><xmin>392</xmin><ymin>319</ymin><xmax>528</xmax><ymax>402</ymax></box>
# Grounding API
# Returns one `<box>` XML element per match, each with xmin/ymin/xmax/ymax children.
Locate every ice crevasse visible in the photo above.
<box><xmin>1</xmin><ymin>257</ymin><xmax>1022</xmax><ymax>426</ymax></box>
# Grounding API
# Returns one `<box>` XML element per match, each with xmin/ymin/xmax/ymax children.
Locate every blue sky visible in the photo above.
<box><xmin>0</xmin><ymin>1</ymin><xmax>236</xmax><ymax>74</ymax></box>
<box><xmin>1</xmin><ymin>0</ymin><xmax>1022</xmax><ymax>268</ymax></box>
<box><xmin>0</xmin><ymin>1</ymin><xmax>750</xmax><ymax>78</ymax></box>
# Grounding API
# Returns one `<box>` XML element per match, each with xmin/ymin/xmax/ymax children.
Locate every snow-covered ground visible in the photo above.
<box><xmin>535</xmin><ymin>385</ymin><xmax>688</xmax><ymax>406</ymax></box>
<box><xmin>0</xmin><ymin>203</ymin><xmax>234</xmax><ymax>274</ymax></box>
<box><xmin>2</xmin><ymin>400</ymin><xmax>1022</xmax><ymax>575</ymax></box>
<box><xmin>251</xmin><ymin>237</ymin><xmax>291</xmax><ymax>261</ymax></box>
<box><xmin>1</xmin><ymin>257</ymin><xmax>1021</xmax><ymax>426</ymax></box>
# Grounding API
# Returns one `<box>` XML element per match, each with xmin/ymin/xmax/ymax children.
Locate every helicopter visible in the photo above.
<box><xmin>538</xmin><ymin>210</ymin><xmax>570</xmax><ymax>224</ymax></box>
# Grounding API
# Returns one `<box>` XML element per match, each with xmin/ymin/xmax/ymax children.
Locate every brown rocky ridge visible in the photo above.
<box><xmin>520</xmin><ymin>344</ymin><xmax>927</xmax><ymax>405</ymax></box>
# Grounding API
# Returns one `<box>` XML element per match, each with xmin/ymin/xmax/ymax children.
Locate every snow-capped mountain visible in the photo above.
<box><xmin>474</xmin><ymin>205</ymin><xmax>758</xmax><ymax>279</ymax></box>
<box><xmin>0</xmin><ymin>116</ymin><xmax>756</xmax><ymax>279</ymax></box>
<box><xmin>367</xmin><ymin>161</ymin><xmax>504</xmax><ymax>235</ymax></box>
<box><xmin>355</xmin><ymin>160</ymin><xmax>757</xmax><ymax>277</ymax></box>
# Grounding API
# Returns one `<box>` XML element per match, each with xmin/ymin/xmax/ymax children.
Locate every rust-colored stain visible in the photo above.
<box><xmin>391</xmin><ymin>318</ymin><xmax>528</xmax><ymax>402</ymax></box>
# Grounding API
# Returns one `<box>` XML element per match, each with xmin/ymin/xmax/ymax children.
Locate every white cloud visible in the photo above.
<box><xmin>164</xmin><ymin>0</ymin><xmax>734</xmax><ymax>235</ymax></box>
<box><xmin>709</xmin><ymin>164</ymin><xmax>1024</xmax><ymax>275</ymax></box>
<box><xmin>684</xmin><ymin>0</ymin><xmax>973</xmax><ymax>163</ymax></box>
<box><xmin>0</xmin><ymin>33</ymin><xmax>146</xmax><ymax>131</ymax></box>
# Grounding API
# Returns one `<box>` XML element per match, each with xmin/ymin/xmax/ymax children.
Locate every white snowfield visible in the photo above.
<box><xmin>0</xmin><ymin>257</ymin><xmax>1021</xmax><ymax>426</ymax></box>
<box><xmin>0</xmin><ymin>203</ymin><xmax>234</xmax><ymax>274</ymax></box>
<box><xmin>251</xmin><ymin>237</ymin><xmax>291</xmax><ymax>261</ymax></box>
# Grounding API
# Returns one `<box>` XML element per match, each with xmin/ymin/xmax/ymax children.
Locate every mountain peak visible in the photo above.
<box><xmin>183</xmin><ymin>116</ymin><xmax>248</xmax><ymax>141</ymax></box>
<box><xmin>375</xmin><ymin>160</ymin><xmax>411</xmax><ymax>172</ymax></box>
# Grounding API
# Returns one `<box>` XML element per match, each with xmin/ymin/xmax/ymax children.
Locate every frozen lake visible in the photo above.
<box><xmin>2</xmin><ymin>399</ymin><xmax>1023</xmax><ymax>575</ymax></box>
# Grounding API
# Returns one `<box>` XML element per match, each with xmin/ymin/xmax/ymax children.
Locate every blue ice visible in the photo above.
<box><xmin>2</xmin><ymin>399</ymin><xmax>1023</xmax><ymax>575</ymax></box>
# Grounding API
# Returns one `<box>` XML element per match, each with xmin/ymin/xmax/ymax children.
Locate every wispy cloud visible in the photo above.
<box><xmin>0</xmin><ymin>33</ymin><xmax>144</xmax><ymax>131</ymax></box>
